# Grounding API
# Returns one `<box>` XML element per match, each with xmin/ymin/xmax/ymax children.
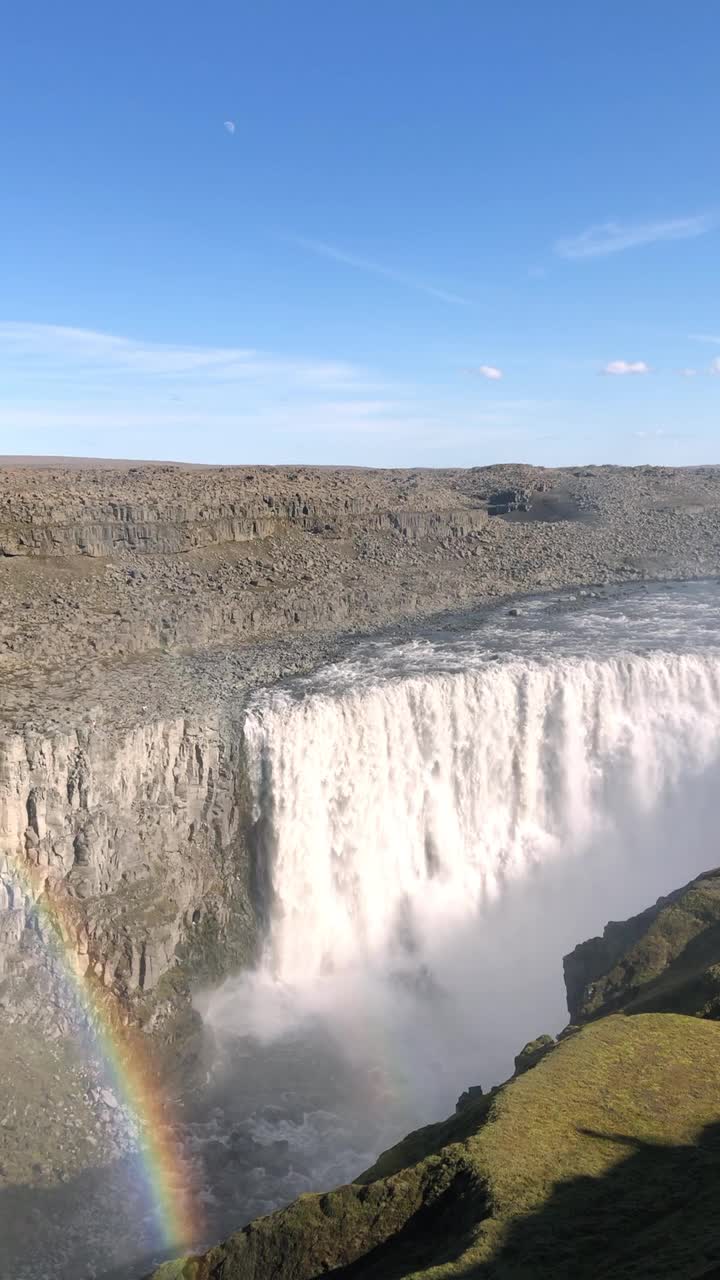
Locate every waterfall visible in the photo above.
<box><xmin>244</xmin><ymin>651</ymin><xmax>720</xmax><ymax>989</ymax></box>
<box><xmin>202</xmin><ymin>608</ymin><xmax>720</xmax><ymax>1125</ymax></box>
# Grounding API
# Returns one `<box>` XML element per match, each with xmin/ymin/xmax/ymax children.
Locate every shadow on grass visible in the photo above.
<box><xmin>460</xmin><ymin>1121</ymin><xmax>720</xmax><ymax>1279</ymax></box>
<box><xmin>326</xmin><ymin>1123</ymin><xmax>720</xmax><ymax>1280</ymax></box>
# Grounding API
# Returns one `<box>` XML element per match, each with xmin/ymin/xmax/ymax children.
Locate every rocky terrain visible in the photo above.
<box><xmin>148</xmin><ymin>867</ymin><xmax>720</xmax><ymax>1280</ymax></box>
<box><xmin>2</xmin><ymin>460</ymin><xmax>720</xmax><ymax>1037</ymax></box>
<box><xmin>3</xmin><ymin>461</ymin><xmax>720</xmax><ymax>704</ymax></box>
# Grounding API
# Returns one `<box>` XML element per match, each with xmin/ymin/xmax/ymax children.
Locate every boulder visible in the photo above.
<box><xmin>513</xmin><ymin>1033</ymin><xmax>556</xmax><ymax>1075</ymax></box>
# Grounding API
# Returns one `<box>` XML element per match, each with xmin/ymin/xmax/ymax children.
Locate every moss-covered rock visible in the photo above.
<box><xmin>455</xmin><ymin>1084</ymin><xmax>484</xmax><ymax>1113</ymax></box>
<box><xmin>563</xmin><ymin>866</ymin><xmax>720</xmax><ymax>1022</ymax></box>
<box><xmin>513</xmin><ymin>1033</ymin><xmax>555</xmax><ymax>1075</ymax></box>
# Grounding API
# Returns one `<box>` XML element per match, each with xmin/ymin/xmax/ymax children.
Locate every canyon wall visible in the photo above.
<box><xmin>0</xmin><ymin>713</ymin><xmax>258</xmax><ymax>1030</ymax></box>
<box><xmin>2</xmin><ymin>460</ymin><xmax>720</xmax><ymax>1032</ymax></box>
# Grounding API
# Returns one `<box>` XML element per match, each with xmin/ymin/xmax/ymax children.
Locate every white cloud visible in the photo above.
<box><xmin>224</xmin><ymin>120</ymin><xmax>236</xmax><ymax>135</ymax></box>
<box><xmin>690</xmin><ymin>333</ymin><xmax>720</xmax><ymax>344</ymax></box>
<box><xmin>711</xmin><ymin>358</ymin><xmax>720</xmax><ymax>375</ymax></box>
<box><xmin>679</xmin><ymin>368</ymin><xmax>699</xmax><ymax>377</ymax></box>
<box><xmin>469</xmin><ymin>364</ymin><xmax>503</xmax><ymax>380</ymax></box>
<box><xmin>555</xmin><ymin>214</ymin><xmax>714</xmax><ymax>260</ymax></box>
<box><xmin>287</xmin><ymin>235</ymin><xmax>470</xmax><ymax>306</ymax></box>
<box><xmin>602</xmin><ymin>360</ymin><xmax>651</xmax><ymax>376</ymax></box>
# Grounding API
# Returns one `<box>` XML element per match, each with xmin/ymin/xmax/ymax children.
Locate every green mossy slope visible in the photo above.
<box><xmin>564</xmin><ymin>867</ymin><xmax>720</xmax><ymax>1022</ymax></box>
<box><xmin>149</xmin><ymin>1013</ymin><xmax>720</xmax><ymax>1280</ymax></box>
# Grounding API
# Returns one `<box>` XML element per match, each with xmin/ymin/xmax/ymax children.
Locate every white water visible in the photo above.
<box><xmin>244</xmin><ymin>651</ymin><xmax>720</xmax><ymax>984</ymax></box>
<box><xmin>201</xmin><ymin>583</ymin><xmax>720</xmax><ymax>1224</ymax></box>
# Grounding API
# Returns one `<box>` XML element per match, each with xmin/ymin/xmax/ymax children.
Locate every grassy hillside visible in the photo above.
<box><xmin>150</xmin><ymin>1013</ymin><xmax>720</xmax><ymax>1279</ymax></box>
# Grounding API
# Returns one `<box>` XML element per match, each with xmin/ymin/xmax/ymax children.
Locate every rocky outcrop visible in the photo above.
<box><xmin>0</xmin><ymin>715</ymin><xmax>258</xmax><ymax>1030</ymax></box>
<box><xmin>360</xmin><ymin>508</ymin><xmax>489</xmax><ymax>538</ymax></box>
<box><xmin>563</xmin><ymin>867</ymin><xmax>720</xmax><ymax>1023</ymax></box>
<box><xmin>0</xmin><ymin>502</ymin><xmax>491</xmax><ymax>558</ymax></box>
<box><xmin>513</xmin><ymin>1033</ymin><xmax>556</xmax><ymax>1075</ymax></box>
<box><xmin>0</xmin><ymin>466</ymin><xmax>486</xmax><ymax>559</ymax></box>
<box><xmin>487</xmin><ymin>487</ymin><xmax>533</xmax><ymax>516</ymax></box>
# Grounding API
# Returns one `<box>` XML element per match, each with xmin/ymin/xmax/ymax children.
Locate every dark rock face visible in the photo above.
<box><xmin>0</xmin><ymin>717</ymin><xmax>259</xmax><ymax>1036</ymax></box>
<box><xmin>487</xmin><ymin>487</ymin><xmax>533</xmax><ymax>516</ymax></box>
<box><xmin>563</xmin><ymin>867</ymin><xmax>720</xmax><ymax>1023</ymax></box>
<box><xmin>455</xmin><ymin>1084</ymin><xmax>484</xmax><ymax>1113</ymax></box>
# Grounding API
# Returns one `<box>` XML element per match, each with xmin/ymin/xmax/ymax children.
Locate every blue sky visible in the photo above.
<box><xmin>2</xmin><ymin>0</ymin><xmax>719</xmax><ymax>466</ymax></box>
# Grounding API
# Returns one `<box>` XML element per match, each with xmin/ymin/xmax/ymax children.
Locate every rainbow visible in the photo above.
<box><xmin>3</xmin><ymin>850</ymin><xmax>203</xmax><ymax>1254</ymax></box>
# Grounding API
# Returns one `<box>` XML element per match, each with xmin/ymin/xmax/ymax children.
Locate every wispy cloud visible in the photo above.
<box><xmin>224</xmin><ymin>120</ymin><xmax>236</xmax><ymax>135</ymax></box>
<box><xmin>689</xmin><ymin>333</ymin><xmax>720</xmax><ymax>345</ymax></box>
<box><xmin>0</xmin><ymin>320</ymin><xmax>556</xmax><ymax>460</ymax></box>
<box><xmin>711</xmin><ymin>358</ymin><xmax>720</xmax><ymax>375</ymax></box>
<box><xmin>601</xmin><ymin>360</ymin><xmax>650</xmax><ymax>376</ymax></box>
<box><xmin>555</xmin><ymin>214</ymin><xmax>715</xmax><ymax>260</ymax></box>
<box><xmin>287</xmin><ymin>235</ymin><xmax>470</xmax><ymax>305</ymax></box>
<box><xmin>678</xmin><ymin>368</ymin><xmax>699</xmax><ymax>377</ymax></box>
<box><xmin>0</xmin><ymin>322</ymin><xmax>366</xmax><ymax>389</ymax></box>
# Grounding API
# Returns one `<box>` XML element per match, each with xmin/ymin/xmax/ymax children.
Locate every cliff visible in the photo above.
<box><xmin>0</xmin><ymin>713</ymin><xmax>258</xmax><ymax>1033</ymax></box>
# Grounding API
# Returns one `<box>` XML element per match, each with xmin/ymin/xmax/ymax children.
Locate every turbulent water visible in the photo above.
<box><xmin>199</xmin><ymin>581</ymin><xmax>720</xmax><ymax>1242</ymax></box>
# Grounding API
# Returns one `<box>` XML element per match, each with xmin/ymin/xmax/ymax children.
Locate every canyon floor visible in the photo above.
<box><xmin>2</xmin><ymin>459</ymin><xmax>720</xmax><ymax>1278</ymax></box>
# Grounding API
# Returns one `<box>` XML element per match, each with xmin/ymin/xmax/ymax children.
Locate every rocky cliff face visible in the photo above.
<box><xmin>0</xmin><ymin>464</ymin><xmax>485</xmax><ymax>558</ymax></box>
<box><xmin>0</xmin><ymin>713</ymin><xmax>258</xmax><ymax>1030</ymax></box>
